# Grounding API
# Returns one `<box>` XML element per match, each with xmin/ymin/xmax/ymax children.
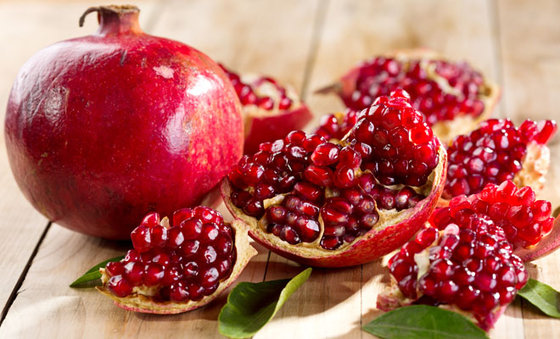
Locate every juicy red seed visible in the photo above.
<box><xmin>162</xmin><ymin>267</ymin><xmax>182</xmax><ymax>285</ymax></box>
<box><xmin>123</xmin><ymin>262</ymin><xmax>144</xmax><ymax>286</ymax></box>
<box><xmin>152</xmin><ymin>252</ymin><xmax>170</xmax><ymax>266</ymax></box>
<box><xmin>167</xmin><ymin>228</ymin><xmax>185</xmax><ymax>249</ymax></box>
<box><xmin>322</xmin><ymin>207</ymin><xmax>349</xmax><ymax>225</ymax></box>
<box><xmin>360</xmin><ymin>213</ymin><xmax>379</xmax><ymax>229</ymax></box>
<box><xmin>280</xmin><ymin>226</ymin><xmax>301</xmax><ymax>244</ymax></box>
<box><xmin>172</xmin><ymin>208</ymin><xmax>194</xmax><ymax>226</ymax></box>
<box><xmin>267</xmin><ymin>206</ymin><xmax>286</xmax><ymax>224</ymax></box>
<box><xmin>320</xmin><ymin>236</ymin><xmax>342</xmax><ymax>250</ymax></box>
<box><xmin>390</xmin><ymin>258</ymin><xmax>418</xmax><ymax>280</ymax></box>
<box><xmin>141</xmin><ymin>212</ymin><xmax>160</xmax><ymax>228</ymax></box>
<box><xmin>144</xmin><ymin>263</ymin><xmax>165</xmax><ymax>286</ymax></box>
<box><xmin>183</xmin><ymin>261</ymin><xmax>199</xmax><ymax>280</ymax></box>
<box><xmin>294</xmin><ymin>182</ymin><xmax>323</xmax><ymax>201</ymax></box>
<box><xmin>311</xmin><ymin>143</ymin><xmax>340</xmax><ymax>166</ymax></box>
<box><xmin>297</xmin><ymin>219</ymin><xmax>320</xmax><ymax>242</ymax></box>
<box><xmin>333</xmin><ymin>167</ymin><xmax>356</xmax><ymax>188</ymax></box>
<box><xmin>304</xmin><ymin>165</ymin><xmax>333</xmax><ymax>187</ymax></box>
<box><xmin>202</xmin><ymin>224</ymin><xmax>220</xmax><ymax>242</ymax></box>
<box><xmin>131</xmin><ymin>226</ymin><xmax>151</xmax><ymax>253</ymax></box>
<box><xmin>105</xmin><ymin>261</ymin><xmax>125</xmax><ymax>276</ymax></box>
<box><xmin>201</xmin><ymin>267</ymin><xmax>220</xmax><ymax>288</ymax></box>
<box><xmin>415</xmin><ymin>227</ymin><xmax>437</xmax><ymax>247</ymax></box>
<box><xmin>180</xmin><ymin>218</ymin><xmax>203</xmax><ymax>240</ymax></box>
<box><xmin>244</xmin><ymin>199</ymin><xmax>264</xmax><ymax>218</ymax></box>
<box><xmin>107</xmin><ymin>275</ymin><xmax>133</xmax><ymax>297</ymax></box>
<box><xmin>170</xmin><ymin>282</ymin><xmax>189</xmax><ymax>301</ymax></box>
<box><xmin>124</xmin><ymin>249</ymin><xmax>139</xmax><ymax>263</ymax></box>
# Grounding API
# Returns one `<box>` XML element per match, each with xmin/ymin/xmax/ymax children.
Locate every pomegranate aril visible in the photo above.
<box><xmin>107</xmin><ymin>275</ymin><xmax>133</xmax><ymax>298</ymax></box>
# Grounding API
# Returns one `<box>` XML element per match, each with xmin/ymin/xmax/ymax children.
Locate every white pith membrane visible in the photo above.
<box><xmin>514</xmin><ymin>141</ymin><xmax>551</xmax><ymax>192</ymax></box>
<box><xmin>377</xmin><ymin>224</ymin><xmax>509</xmax><ymax>330</ymax></box>
<box><xmin>222</xmin><ymin>145</ymin><xmax>447</xmax><ymax>260</ymax></box>
<box><xmin>97</xmin><ymin>219</ymin><xmax>257</xmax><ymax>314</ymax></box>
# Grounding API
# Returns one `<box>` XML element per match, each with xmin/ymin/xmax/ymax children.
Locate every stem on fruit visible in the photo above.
<box><xmin>79</xmin><ymin>5</ymin><xmax>142</xmax><ymax>36</ymax></box>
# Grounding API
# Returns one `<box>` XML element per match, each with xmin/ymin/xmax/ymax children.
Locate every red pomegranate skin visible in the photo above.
<box><xmin>4</xmin><ymin>6</ymin><xmax>243</xmax><ymax>240</ymax></box>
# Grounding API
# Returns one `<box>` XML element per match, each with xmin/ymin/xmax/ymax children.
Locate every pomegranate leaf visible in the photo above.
<box><xmin>69</xmin><ymin>256</ymin><xmax>124</xmax><ymax>288</ymax></box>
<box><xmin>218</xmin><ymin>268</ymin><xmax>312</xmax><ymax>338</ymax></box>
<box><xmin>518</xmin><ymin>278</ymin><xmax>560</xmax><ymax>318</ymax></box>
<box><xmin>363</xmin><ymin>305</ymin><xmax>488</xmax><ymax>339</ymax></box>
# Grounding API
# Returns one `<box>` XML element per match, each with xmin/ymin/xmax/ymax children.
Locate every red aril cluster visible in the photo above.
<box><xmin>348</xmin><ymin>89</ymin><xmax>439</xmax><ymax>186</ymax></box>
<box><xmin>104</xmin><ymin>207</ymin><xmax>236</xmax><ymax>303</ymax></box>
<box><xmin>444</xmin><ymin>119</ymin><xmax>557</xmax><ymax>198</ymax></box>
<box><xmin>383</xmin><ymin>214</ymin><xmax>527</xmax><ymax>331</ymax></box>
<box><xmin>223</xmin><ymin>90</ymin><xmax>447</xmax><ymax>267</ymax></box>
<box><xmin>433</xmin><ymin>181</ymin><xmax>554</xmax><ymax>248</ymax></box>
<box><xmin>218</xmin><ymin>64</ymin><xmax>313</xmax><ymax>154</ymax></box>
<box><xmin>315</xmin><ymin>109</ymin><xmax>359</xmax><ymax>141</ymax></box>
<box><xmin>318</xmin><ymin>50</ymin><xmax>499</xmax><ymax>143</ymax></box>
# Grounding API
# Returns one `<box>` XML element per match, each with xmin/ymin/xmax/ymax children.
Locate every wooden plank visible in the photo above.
<box><xmin>302</xmin><ymin>0</ymin><xmax>522</xmax><ymax>338</ymax></box>
<box><xmin>496</xmin><ymin>0</ymin><xmax>560</xmax><ymax>338</ymax></box>
<box><xmin>0</xmin><ymin>0</ymin><xmax>320</xmax><ymax>337</ymax></box>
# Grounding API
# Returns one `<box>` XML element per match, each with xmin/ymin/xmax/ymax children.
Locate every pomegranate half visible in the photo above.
<box><xmin>219</xmin><ymin>64</ymin><xmax>313</xmax><ymax>154</ymax></box>
<box><xmin>222</xmin><ymin>90</ymin><xmax>447</xmax><ymax>267</ymax></box>
<box><xmin>4</xmin><ymin>5</ymin><xmax>243</xmax><ymax>239</ymax></box>
<box><xmin>318</xmin><ymin>49</ymin><xmax>500</xmax><ymax>144</ymax></box>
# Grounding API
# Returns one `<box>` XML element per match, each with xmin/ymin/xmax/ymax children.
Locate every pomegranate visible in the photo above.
<box><xmin>4</xmin><ymin>5</ymin><xmax>243</xmax><ymax>239</ymax></box>
<box><xmin>222</xmin><ymin>90</ymin><xmax>447</xmax><ymax>267</ymax></box>
<box><xmin>432</xmin><ymin>181</ymin><xmax>556</xmax><ymax>254</ymax></box>
<box><xmin>377</xmin><ymin>181</ymin><xmax>558</xmax><ymax>330</ymax></box>
<box><xmin>317</xmin><ymin>49</ymin><xmax>500</xmax><ymax>143</ymax></box>
<box><xmin>97</xmin><ymin>206</ymin><xmax>256</xmax><ymax>314</ymax></box>
<box><xmin>378</xmin><ymin>216</ymin><xmax>527</xmax><ymax>331</ymax></box>
<box><xmin>219</xmin><ymin>64</ymin><xmax>313</xmax><ymax>154</ymax></box>
<box><xmin>443</xmin><ymin>118</ymin><xmax>557</xmax><ymax>199</ymax></box>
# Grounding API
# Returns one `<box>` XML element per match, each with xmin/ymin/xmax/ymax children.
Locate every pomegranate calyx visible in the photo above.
<box><xmin>79</xmin><ymin>5</ymin><xmax>142</xmax><ymax>35</ymax></box>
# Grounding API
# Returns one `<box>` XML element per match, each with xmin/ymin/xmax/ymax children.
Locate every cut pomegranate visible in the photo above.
<box><xmin>432</xmin><ymin>181</ymin><xmax>556</xmax><ymax>255</ymax></box>
<box><xmin>443</xmin><ymin>119</ymin><xmax>557</xmax><ymax>199</ymax></box>
<box><xmin>97</xmin><ymin>207</ymin><xmax>256</xmax><ymax>314</ymax></box>
<box><xmin>219</xmin><ymin>64</ymin><xmax>313</xmax><ymax>154</ymax></box>
<box><xmin>378</xmin><ymin>214</ymin><xmax>527</xmax><ymax>331</ymax></box>
<box><xmin>222</xmin><ymin>90</ymin><xmax>447</xmax><ymax>267</ymax></box>
<box><xmin>317</xmin><ymin>49</ymin><xmax>500</xmax><ymax>143</ymax></box>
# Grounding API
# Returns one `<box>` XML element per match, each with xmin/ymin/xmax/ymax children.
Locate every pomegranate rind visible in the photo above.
<box><xmin>221</xmin><ymin>144</ymin><xmax>447</xmax><ymax>268</ymax></box>
<box><xmin>318</xmin><ymin>49</ymin><xmax>500</xmax><ymax>144</ymax></box>
<box><xmin>244</xmin><ymin>104</ymin><xmax>313</xmax><ymax>154</ymax></box>
<box><xmin>96</xmin><ymin>220</ymin><xmax>257</xmax><ymax>314</ymax></box>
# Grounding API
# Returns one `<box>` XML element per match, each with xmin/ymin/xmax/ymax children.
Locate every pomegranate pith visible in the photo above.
<box><xmin>4</xmin><ymin>5</ymin><xmax>243</xmax><ymax>239</ymax></box>
<box><xmin>318</xmin><ymin>49</ymin><xmax>500</xmax><ymax>143</ymax></box>
<box><xmin>98</xmin><ymin>206</ymin><xmax>256</xmax><ymax>314</ymax></box>
<box><xmin>219</xmin><ymin>64</ymin><xmax>313</xmax><ymax>154</ymax></box>
<box><xmin>223</xmin><ymin>90</ymin><xmax>447</xmax><ymax>267</ymax></box>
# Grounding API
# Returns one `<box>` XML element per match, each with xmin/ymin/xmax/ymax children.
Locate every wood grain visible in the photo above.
<box><xmin>0</xmin><ymin>1</ymin><xmax>559</xmax><ymax>338</ymax></box>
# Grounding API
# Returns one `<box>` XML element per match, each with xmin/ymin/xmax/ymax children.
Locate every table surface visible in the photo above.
<box><xmin>1</xmin><ymin>1</ymin><xmax>559</xmax><ymax>338</ymax></box>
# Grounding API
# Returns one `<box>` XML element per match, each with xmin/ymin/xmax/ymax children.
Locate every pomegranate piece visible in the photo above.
<box><xmin>222</xmin><ymin>90</ymin><xmax>447</xmax><ymax>267</ymax></box>
<box><xmin>433</xmin><ymin>181</ymin><xmax>555</xmax><ymax>251</ymax></box>
<box><xmin>378</xmin><ymin>214</ymin><xmax>527</xmax><ymax>331</ymax></box>
<box><xmin>97</xmin><ymin>207</ymin><xmax>256</xmax><ymax>314</ymax></box>
<box><xmin>443</xmin><ymin>119</ymin><xmax>557</xmax><ymax>199</ymax></box>
<box><xmin>318</xmin><ymin>49</ymin><xmax>500</xmax><ymax>143</ymax></box>
<box><xmin>4</xmin><ymin>5</ymin><xmax>243</xmax><ymax>240</ymax></box>
<box><xmin>219</xmin><ymin>64</ymin><xmax>313</xmax><ymax>154</ymax></box>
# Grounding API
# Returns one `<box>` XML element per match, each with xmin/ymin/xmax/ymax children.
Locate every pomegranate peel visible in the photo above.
<box><xmin>222</xmin><ymin>91</ymin><xmax>448</xmax><ymax>267</ymax></box>
<box><xmin>97</xmin><ymin>208</ymin><xmax>257</xmax><ymax>314</ymax></box>
<box><xmin>220</xmin><ymin>64</ymin><xmax>313</xmax><ymax>154</ymax></box>
<box><xmin>515</xmin><ymin>215</ymin><xmax>560</xmax><ymax>262</ymax></box>
<box><xmin>317</xmin><ymin>49</ymin><xmax>500</xmax><ymax>144</ymax></box>
<box><xmin>4</xmin><ymin>5</ymin><xmax>243</xmax><ymax>240</ymax></box>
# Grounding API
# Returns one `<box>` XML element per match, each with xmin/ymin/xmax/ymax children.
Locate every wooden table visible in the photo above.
<box><xmin>0</xmin><ymin>1</ymin><xmax>559</xmax><ymax>338</ymax></box>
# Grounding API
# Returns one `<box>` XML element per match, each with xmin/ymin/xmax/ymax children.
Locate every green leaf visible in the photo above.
<box><xmin>69</xmin><ymin>255</ymin><xmax>124</xmax><ymax>288</ymax></box>
<box><xmin>218</xmin><ymin>267</ymin><xmax>312</xmax><ymax>338</ymax></box>
<box><xmin>518</xmin><ymin>278</ymin><xmax>560</xmax><ymax>318</ymax></box>
<box><xmin>362</xmin><ymin>305</ymin><xmax>488</xmax><ymax>339</ymax></box>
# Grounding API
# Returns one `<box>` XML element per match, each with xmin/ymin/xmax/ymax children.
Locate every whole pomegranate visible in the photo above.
<box><xmin>4</xmin><ymin>5</ymin><xmax>243</xmax><ymax>239</ymax></box>
<box><xmin>222</xmin><ymin>90</ymin><xmax>447</xmax><ymax>267</ymax></box>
